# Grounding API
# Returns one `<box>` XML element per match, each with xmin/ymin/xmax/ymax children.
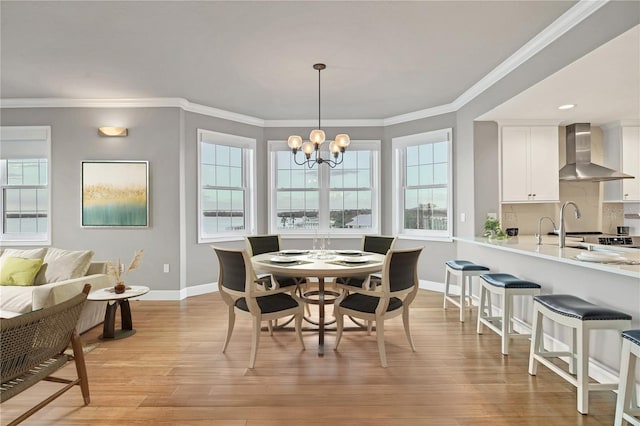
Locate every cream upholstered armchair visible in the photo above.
<box><xmin>212</xmin><ymin>246</ymin><xmax>305</xmax><ymax>368</ymax></box>
<box><xmin>334</xmin><ymin>247</ymin><xmax>423</xmax><ymax>367</ymax></box>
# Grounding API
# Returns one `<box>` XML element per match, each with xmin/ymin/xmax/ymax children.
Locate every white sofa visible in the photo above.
<box><xmin>0</xmin><ymin>250</ymin><xmax>115</xmax><ymax>333</ymax></box>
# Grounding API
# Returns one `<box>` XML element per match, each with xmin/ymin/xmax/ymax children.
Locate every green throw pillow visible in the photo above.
<box><xmin>0</xmin><ymin>257</ymin><xmax>45</xmax><ymax>286</ymax></box>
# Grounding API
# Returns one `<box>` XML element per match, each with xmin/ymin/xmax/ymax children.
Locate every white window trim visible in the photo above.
<box><xmin>0</xmin><ymin>126</ymin><xmax>52</xmax><ymax>246</ymax></box>
<box><xmin>197</xmin><ymin>129</ymin><xmax>256</xmax><ymax>243</ymax></box>
<box><xmin>268</xmin><ymin>139</ymin><xmax>381</xmax><ymax>236</ymax></box>
<box><xmin>392</xmin><ymin>128</ymin><xmax>453</xmax><ymax>240</ymax></box>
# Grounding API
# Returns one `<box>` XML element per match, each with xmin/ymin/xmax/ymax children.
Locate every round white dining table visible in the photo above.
<box><xmin>251</xmin><ymin>250</ymin><xmax>385</xmax><ymax>355</ymax></box>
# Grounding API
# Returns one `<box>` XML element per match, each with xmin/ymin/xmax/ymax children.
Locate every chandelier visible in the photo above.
<box><xmin>287</xmin><ymin>63</ymin><xmax>350</xmax><ymax>168</ymax></box>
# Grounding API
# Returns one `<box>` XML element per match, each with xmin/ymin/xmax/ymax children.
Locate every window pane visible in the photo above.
<box><xmin>330</xmin><ymin>169</ymin><xmax>344</xmax><ymax>189</ymax></box>
<box><xmin>357</xmin><ymin>151</ymin><xmax>370</xmax><ymax>169</ymax></box>
<box><xmin>357</xmin><ymin>170</ymin><xmax>370</xmax><ymax>188</ymax></box>
<box><xmin>407</xmin><ymin>165</ymin><xmax>419</xmax><ymax>186</ymax></box>
<box><xmin>277</xmin><ymin>191</ymin><xmax>291</xmax><ymax>211</ymax></box>
<box><xmin>216</xmin><ymin>145</ymin><xmax>230</xmax><ymax>166</ymax></box>
<box><xmin>201</xmin><ymin>143</ymin><xmax>215</xmax><ymax>164</ymax></box>
<box><xmin>419</xmin><ymin>144</ymin><xmax>433</xmax><ymax>164</ymax></box>
<box><xmin>5</xmin><ymin>188</ymin><xmax>20</xmax><ymax>210</ymax></box>
<box><xmin>341</xmin><ymin>152</ymin><xmax>357</xmax><ymax>169</ymax></box>
<box><xmin>277</xmin><ymin>170</ymin><xmax>291</xmax><ymax>189</ymax></box>
<box><xmin>229</xmin><ymin>146</ymin><xmax>242</xmax><ymax>167</ymax></box>
<box><xmin>21</xmin><ymin>189</ymin><xmax>37</xmax><ymax>210</ymax></box>
<box><xmin>358</xmin><ymin>190</ymin><xmax>371</xmax><ymax>210</ymax></box>
<box><xmin>406</xmin><ymin>146</ymin><xmax>419</xmax><ymax>167</ymax></box>
<box><xmin>291</xmin><ymin>170</ymin><xmax>305</xmax><ymax>189</ymax></box>
<box><xmin>7</xmin><ymin>161</ymin><xmax>22</xmax><ymax>185</ymax></box>
<box><xmin>202</xmin><ymin>189</ymin><xmax>216</xmax><ymax>211</ymax></box>
<box><xmin>202</xmin><ymin>165</ymin><xmax>215</xmax><ymax>186</ymax></box>
<box><xmin>22</xmin><ymin>161</ymin><xmax>39</xmax><ymax>185</ymax></box>
<box><xmin>39</xmin><ymin>160</ymin><xmax>48</xmax><ymax>185</ymax></box>
<box><xmin>229</xmin><ymin>166</ymin><xmax>242</xmax><ymax>187</ymax></box>
<box><xmin>420</xmin><ymin>164</ymin><xmax>433</xmax><ymax>185</ymax></box>
<box><xmin>434</xmin><ymin>141</ymin><xmax>447</xmax><ymax>163</ymax></box>
<box><xmin>434</xmin><ymin>163</ymin><xmax>447</xmax><ymax>184</ymax></box>
<box><xmin>305</xmin><ymin>169</ymin><xmax>318</xmax><ymax>188</ymax></box>
<box><xmin>216</xmin><ymin>165</ymin><xmax>230</xmax><ymax>187</ymax></box>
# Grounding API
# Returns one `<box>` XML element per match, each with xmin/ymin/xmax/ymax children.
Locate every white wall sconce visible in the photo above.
<box><xmin>98</xmin><ymin>126</ymin><xmax>128</xmax><ymax>137</ymax></box>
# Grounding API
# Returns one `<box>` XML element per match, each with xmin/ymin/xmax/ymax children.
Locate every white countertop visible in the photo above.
<box><xmin>455</xmin><ymin>236</ymin><xmax>640</xmax><ymax>279</ymax></box>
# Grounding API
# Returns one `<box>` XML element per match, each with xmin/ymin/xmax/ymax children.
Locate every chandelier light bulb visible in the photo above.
<box><xmin>335</xmin><ymin>134</ymin><xmax>350</xmax><ymax>149</ymax></box>
<box><xmin>288</xmin><ymin>135</ymin><xmax>303</xmax><ymax>150</ymax></box>
<box><xmin>329</xmin><ymin>140</ymin><xmax>340</xmax><ymax>157</ymax></box>
<box><xmin>301</xmin><ymin>141</ymin><xmax>315</xmax><ymax>157</ymax></box>
<box><xmin>310</xmin><ymin>129</ymin><xmax>326</xmax><ymax>145</ymax></box>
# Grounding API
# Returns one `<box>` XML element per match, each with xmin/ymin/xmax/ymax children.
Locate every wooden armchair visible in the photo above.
<box><xmin>1</xmin><ymin>284</ymin><xmax>91</xmax><ymax>425</ymax></box>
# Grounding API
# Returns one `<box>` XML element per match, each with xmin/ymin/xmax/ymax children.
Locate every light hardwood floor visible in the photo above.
<box><xmin>1</xmin><ymin>290</ymin><xmax>619</xmax><ymax>425</ymax></box>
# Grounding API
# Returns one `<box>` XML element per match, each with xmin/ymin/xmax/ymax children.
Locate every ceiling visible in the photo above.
<box><xmin>0</xmin><ymin>1</ymin><xmax>579</xmax><ymax>121</ymax></box>
<box><xmin>479</xmin><ymin>24</ymin><xmax>640</xmax><ymax>126</ymax></box>
<box><xmin>2</xmin><ymin>2</ymin><xmax>637</xmax><ymax>126</ymax></box>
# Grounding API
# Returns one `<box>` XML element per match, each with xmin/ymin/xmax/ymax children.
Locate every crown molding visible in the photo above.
<box><xmin>0</xmin><ymin>0</ymin><xmax>610</xmax><ymax>128</ymax></box>
<box><xmin>0</xmin><ymin>97</ymin><xmax>266</xmax><ymax>127</ymax></box>
<box><xmin>263</xmin><ymin>119</ymin><xmax>384</xmax><ymax>128</ymax></box>
<box><xmin>383</xmin><ymin>103</ymin><xmax>458</xmax><ymax>126</ymax></box>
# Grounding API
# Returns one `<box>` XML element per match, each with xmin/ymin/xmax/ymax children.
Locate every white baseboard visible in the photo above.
<box><xmin>138</xmin><ymin>282</ymin><xmax>218</xmax><ymax>301</ymax></box>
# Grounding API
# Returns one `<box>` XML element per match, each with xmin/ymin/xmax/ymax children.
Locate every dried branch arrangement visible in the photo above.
<box><xmin>107</xmin><ymin>249</ymin><xmax>144</xmax><ymax>283</ymax></box>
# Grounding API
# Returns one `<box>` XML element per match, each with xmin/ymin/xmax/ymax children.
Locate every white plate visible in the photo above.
<box><xmin>270</xmin><ymin>256</ymin><xmax>297</xmax><ymax>264</ymax></box>
<box><xmin>279</xmin><ymin>249</ymin><xmax>307</xmax><ymax>255</ymax></box>
<box><xmin>342</xmin><ymin>257</ymin><xmax>367</xmax><ymax>264</ymax></box>
<box><xmin>576</xmin><ymin>252</ymin><xmax>624</xmax><ymax>262</ymax></box>
<box><xmin>336</xmin><ymin>250</ymin><xmax>362</xmax><ymax>255</ymax></box>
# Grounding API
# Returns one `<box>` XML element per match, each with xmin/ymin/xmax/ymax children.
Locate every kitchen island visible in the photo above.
<box><xmin>455</xmin><ymin>235</ymin><xmax>639</xmax><ymax>384</ymax></box>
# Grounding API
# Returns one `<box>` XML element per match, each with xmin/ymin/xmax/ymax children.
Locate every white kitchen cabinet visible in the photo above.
<box><xmin>603</xmin><ymin>125</ymin><xmax>640</xmax><ymax>202</ymax></box>
<box><xmin>501</xmin><ymin>126</ymin><xmax>559</xmax><ymax>202</ymax></box>
<box><xmin>621</xmin><ymin>127</ymin><xmax>640</xmax><ymax>201</ymax></box>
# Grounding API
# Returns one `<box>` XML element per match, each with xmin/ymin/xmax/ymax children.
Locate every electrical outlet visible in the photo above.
<box><xmin>460</xmin><ymin>213</ymin><xmax>466</xmax><ymax>222</ymax></box>
<box><xmin>163</xmin><ymin>264</ymin><xmax>170</xmax><ymax>273</ymax></box>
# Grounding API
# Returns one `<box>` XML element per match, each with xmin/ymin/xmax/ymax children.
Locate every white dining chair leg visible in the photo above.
<box><xmin>267</xmin><ymin>320</ymin><xmax>273</xmax><ymax>336</ymax></box>
<box><xmin>376</xmin><ymin>318</ymin><xmax>387</xmax><ymax>367</ymax></box>
<box><xmin>334</xmin><ymin>312</ymin><xmax>344</xmax><ymax>349</ymax></box>
<box><xmin>443</xmin><ymin>268</ymin><xmax>451</xmax><ymax>309</ymax></box>
<box><xmin>402</xmin><ymin>308</ymin><xmax>416</xmax><ymax>351</ymax></box>
<box><xmin>528</xmin><ymin>303</ymin><xmax>543</xmax><ymax>376</ymax></box>
<box><xmin>477</xmin><ymin>285</ymin><xmax>486</xmax><ymax>334</ymax></box>
<box><xmin>295</xmin><ymin>313</ymin><xmax>305</xmax><ymax>350</ymax></box>
<box><xmin>367</xmin><ymin>320</ymin><xmax>373</xmax><ymax>335</ymax></box>
<box><xmin>249</xmin><ymin>317</ymin><xmax>261</xmax><ymax>369</ymax></box>
<box><xmin>501</xmin><ymin>293</ymin><xmax>511</xmax><ymax>355</ymax></box>
<box><xmin>222</xmin><ymin>306</ymin><xmax>235</xmax><ymax>352</ymax></box>
<box><xmin>569</xmin><ymin>326</ymin><xmax>577</xmax><ymax>375</ymax></box>
<box><xmin>576</xmin><ymin>326</ymin><xmax>590</xmax><ymax>414</ymax></box>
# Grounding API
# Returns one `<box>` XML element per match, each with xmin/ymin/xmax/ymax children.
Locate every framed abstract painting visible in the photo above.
<box><xmin>81</xmin><ymin>161</ymin><xmax>149</xmax><ymax>227</ymax></box>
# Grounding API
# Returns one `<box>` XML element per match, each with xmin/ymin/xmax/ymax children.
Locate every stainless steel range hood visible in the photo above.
<box><xmin>559</xmin><ymin>123</ymin><xmax>634</xmax><ymax>182</ymax></box>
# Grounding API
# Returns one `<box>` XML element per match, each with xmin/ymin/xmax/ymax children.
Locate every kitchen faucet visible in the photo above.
<box><xmin>535</xmin><ymin>216</ymin><xmax>557</xmax><ymax>245</ymax></box>
<box><xmin>559</xmin><ymin>201</ymin><xmax>581</xmax><ymax>248</ymax></box>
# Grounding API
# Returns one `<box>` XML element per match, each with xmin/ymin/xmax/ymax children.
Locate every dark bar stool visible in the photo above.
<box><xmin>528</xmin><ymin>294</ymin><xmax>632</xmax><ymax>414</ymax></box>
<box><xmin>615</xmin><ymin>329</ymin><xmax>640</xmax><ymax>426</ymax></box>
<box><xmin>443</xmin><ymin>260</ymin><xmax>489</xmax><ymax>322</ymax></box>
<box><xmin>477</xmin><ymin>273</ymin><xmax>541</xmax><ymax>355</ymax></box>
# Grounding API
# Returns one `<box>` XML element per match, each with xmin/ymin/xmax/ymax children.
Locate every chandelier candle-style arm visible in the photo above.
<box><xmin>287</xmin><ymin>63</ymin><xmax>350</xmax><ymax>168</ymax></box>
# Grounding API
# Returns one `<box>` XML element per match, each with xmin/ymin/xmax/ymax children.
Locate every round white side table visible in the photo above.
<box><xmin>88</xmin><ymin>285</ymin><xmax>149</xmax><ymax>340</ymax></box>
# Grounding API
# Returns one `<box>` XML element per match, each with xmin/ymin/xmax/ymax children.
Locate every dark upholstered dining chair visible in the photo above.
<box><xmin>333</xmin><ymin>246</ymin><xmax>423</xmax><ymax>367</ymax></box>
<box><xmin>212</xmin><ymin>246</ymin><xmax>305</xmax><ymax>368</ymax></box>
<box><xmin>335</xmin><ymin>235</ymin><xmax>397</xmax><ymax>290</ymax></box>
<box><xmin>245</xmin><ymin>234</ymin><xmax>306</xmax><ymax>290</ymax></box>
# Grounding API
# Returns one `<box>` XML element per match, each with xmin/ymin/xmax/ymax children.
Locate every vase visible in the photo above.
<box><xmin>114</xmin><ymin>282</ymin><xmax>126</xmax><ymax>294</ymax></box>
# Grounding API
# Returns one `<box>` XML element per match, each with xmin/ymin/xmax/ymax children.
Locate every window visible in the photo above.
<box><xmin>0</xmin><ymin>126</ymin><xmax>51</xmax><ymax>245</ymax></box>
<box><xmin>197</xmin><ymin>129</ymin><xmax>256</xmax><ymax>242</ymax></box>
<box><xmin>392</xmin><ymin>128</ymin><xmax>452</xmax><ymax>239</ymax></box>
<box><xmin>269</xmin><ymin>140</ymin><xmax>380</xmax><ymax>234</ymax></box>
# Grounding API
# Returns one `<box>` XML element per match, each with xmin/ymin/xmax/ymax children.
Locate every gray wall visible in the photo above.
<box><xmin>0</xmin><ymin>107</ymin><xmax>182</xmax><ymax>291</ymax></box>
<box><xmin>1</xmin><ymin>1</ymin><xmax>638</xmax><ymax>294</ymax></box>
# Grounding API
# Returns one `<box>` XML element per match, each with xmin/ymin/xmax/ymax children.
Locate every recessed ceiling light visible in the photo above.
<box><xmin>558</xmin><ymin>104</ymin><xmax>576</xmax><ymax>110</ymax></box>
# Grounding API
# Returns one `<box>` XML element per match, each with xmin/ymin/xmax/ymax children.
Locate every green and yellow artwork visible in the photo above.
<box><xmin>82</xmin><ymin>161</ymin><xmax>149</xmax><ymax>227</ymax></box>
